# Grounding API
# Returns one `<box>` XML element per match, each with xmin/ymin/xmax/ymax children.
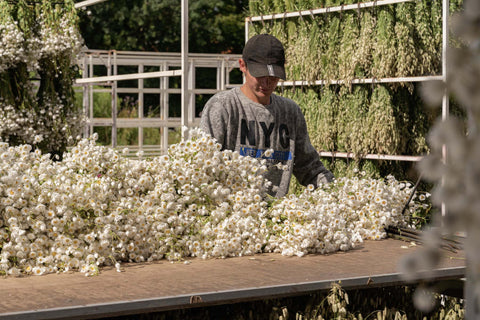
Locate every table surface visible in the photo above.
<box><xmin>0</xmin><ymin>238</ymin><xmax>466</xmax><ymax>320</ymax></box>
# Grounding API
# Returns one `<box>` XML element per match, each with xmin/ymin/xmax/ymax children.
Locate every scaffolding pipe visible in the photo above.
<box><xmin>74</xmin><ymin>0</ymin><xmax>109</xmax><ymax>9</ymax></box>
<box><xmin>441</xmin><ymin>0</ymin><xmax>450</xmax><ymax>216</ymax></box>
<box><xmin>277</xmin><ymin>76</ymin><xmax>444</xmax><ymax>87</ymax></box>
<box><xmin>246</xmin><ymin>0</ymin><xmax>414</xmax><ymax>22</ymax></box>
<box><xmin>181</xmin><ymin>0</ymin><xmax>189</xmax><ymax>138</ymax></box>
<box><xmin>75</xmin><ymin>70</ymin><xmax>182</xmax><ymax>84</ymax></box>
<box><xmin>318</xmin><ymin>152</ymin><xmax>422</xmax><ymax>162</ymax></box>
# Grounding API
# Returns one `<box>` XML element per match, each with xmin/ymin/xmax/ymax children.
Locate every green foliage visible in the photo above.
<box><xmin>315</xmin><ymin>86</ymin><xmax>337</xmax><ymax>151</ymax></box>
<box><xmin>353</xmin><ymin>9</ymin><xmax>374</xmax><ymax>78</ymax></box>
<box><xmin>79</xmin><ymin>0</ymin><xmax>247</xmax><ymax>54</ymax></box>
<box><xmin>247</xmin><ymin>0</ymin><xmax>457</xmax><ymax>80</ymax></box>
<box><xmin>393</xmin><ymin>87</ymin><xmax>432</xmax><ymax>156</ymax></box>
<box><xmin>414</xmin><ymin>0</ymin><xmax>438</xmax><ymax>76</ymax></box>
<box><xmin>322</xmin><ymin>13</ymin><xmax>341</xmax><ymax>82</ymax></box>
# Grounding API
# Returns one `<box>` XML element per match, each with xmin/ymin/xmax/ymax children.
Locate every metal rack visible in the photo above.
<box><xmin>245</xmin><ymin>0</ymin><xmax>450</xmax><ymax>163</ymax></box>
<box><xmin>76</xmin><ymin>49</ymin><xmax>241</xmax><ymax>155</ymax></box>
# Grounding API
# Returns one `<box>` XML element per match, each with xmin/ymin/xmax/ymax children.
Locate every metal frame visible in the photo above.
<box><xmin>76</xmin><ymin>50</ymin><xmax>241</xmax><ymax>155</ymax></box>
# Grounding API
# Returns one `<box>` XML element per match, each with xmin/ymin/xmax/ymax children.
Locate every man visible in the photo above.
<box><xmin>200</xmin><ymin>34</ymin><xmax>334</xmax><ymax>197</ymax></box>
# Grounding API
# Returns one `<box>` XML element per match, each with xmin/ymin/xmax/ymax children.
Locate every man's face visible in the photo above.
<box><xmin>239</xmin><ymin>58</ymin><xmax>280</xmax><ymax>105</ymax></box>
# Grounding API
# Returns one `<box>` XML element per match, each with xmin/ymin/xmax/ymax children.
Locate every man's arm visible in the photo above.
<box><xmin>199</xmin><ymin>96</ymin><xmax>228</xmax><ymax>147</ymax></box>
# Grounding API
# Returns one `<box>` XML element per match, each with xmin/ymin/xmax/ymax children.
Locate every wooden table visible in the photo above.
<box><xmin>0</xmin><ymin>239</ymin><xmax>466</xmax><ymax>320</ymax></box>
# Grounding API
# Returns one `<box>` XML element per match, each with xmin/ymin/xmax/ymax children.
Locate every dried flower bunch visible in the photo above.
<box><xmin>248</xmin><ymin>0</ymin><xmax>464</xmax><ymax>81</ymax></box>
<box><xmin>0</xmin><ymin>0</ymin><xmax>84</xmax><ymax>154</ymax></box>
<box><xmin>0</xmin><ymin>129</ymin><xmax>428</xmax><ymax>276</ymax></box>
<box><xmin>280</xmin><ymin>85</ymin><xmax>431</xmax><ymax>163</ymax></box>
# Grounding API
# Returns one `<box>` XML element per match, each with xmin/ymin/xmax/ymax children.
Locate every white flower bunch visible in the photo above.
<box><xmin>0</xmin><ymin>6</ymin><xmax>83</xmax><ymax>73</ymax></box>
<box><xmin>38</xmin><ymin>13</ymin><xmax>83</xmax><ymax>60</ymax></box>
<box><xmin>0</xmin><ymin>94</ymin><xmax>84</xmax><ymax>150</ymax></box>
<box><xmin>0</xmin><ymin>102</ymin><xmax>37</xmax><ymax>141</ymax></box>
<box><xmin>0</xmin><ymin>19</ymin><xmax>26</xmax><ymax>73</ymax></box>
<box><xmin>0</xmin><ymin>129</ymin><xmax>425</xmax><ymax>276</ymax></box>
<box><xmin>266</xmin><ymin>174</ymin><xmax>418</xmax><ymax>257</ymax></box>
<box><xmin>36</xmin><ymin>94</ymin><xmax>85</xmax><ymax>151</ymax></box>
<box><xmin>1</xmin><ymin>2</ymin><xmax>84</xmax><ymax>151</ymax></box>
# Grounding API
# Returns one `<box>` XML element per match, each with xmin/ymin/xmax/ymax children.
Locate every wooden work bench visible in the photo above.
<box><xmin>0</xmin><ymin>238</ymin><xmax>466</xmax><ymax>320</ymax></box>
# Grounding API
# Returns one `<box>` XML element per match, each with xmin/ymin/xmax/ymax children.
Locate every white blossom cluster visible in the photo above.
<box><xmin>37</xmin><ymin>13</ymin><xmax>83</xmax><ymax>61</ymax></box>
<box><xmin>0</xmin><ymin>91</ymin><xmax>84</xmax><ymax>150</ymax></box>
<box><xmin>0</xmin><ymin>102</ymin><xmax>38</xmax><ymax>142</ymax></box>
<box><xmin>0</xmin><ymin>10</ymin><xmax>83</xmax><ymax>72</ymax></box>
<box><xmin>0</xmin><ymin>129</ymin><xmax>425</xmax><ymax>277</ymax></box>
<box><xmin>0</xmin><ymin>20</ymin><xmax>26</xmax><ymax>73</ymax></box>
<box><xmin>0</xmin><ymin>4</ymin><xmax>84</xmax><ymax>151</ymax></box>
<box><xmin>267</xmin><ymin>174</ymin><xmax>421</xmax><ymax>257</ymax></box>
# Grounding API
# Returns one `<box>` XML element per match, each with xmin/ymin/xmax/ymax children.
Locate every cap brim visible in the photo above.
<box><xmin>247</xmin><ymin>61</ymin><xmax>286</xmax><ymax>80</ymax></box>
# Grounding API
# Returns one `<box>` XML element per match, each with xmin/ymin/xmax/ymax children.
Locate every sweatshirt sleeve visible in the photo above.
<box><xmin>292</xmin><ymin>105</ymin><xmax>334</xmax><ymax>187</ymax></box>
<box><xmin>199</xmin><ymin>94</ymin><xmax>228</xmax><ymax>147</ymax></box>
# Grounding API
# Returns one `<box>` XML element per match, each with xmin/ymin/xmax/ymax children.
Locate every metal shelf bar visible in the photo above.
<box><xmin>76</xmin><ymin>70</ymin><xmax>182</xmax><ymax>84</ymax></box>
<box><xmin>278</xmin><ymin>75</ymin><xmax>443</xmax><ymax>87</ymax></box>
<box><xmin>318</xmin><ymin>152</ymin><xmax>423</xmax><ymax>162</ymax></box>
<box><xmin>74</xmin><ymin>0</ymin><xmax>109</xmax><ymax>9</ymax></box>
<box><xmin>247</xmin><ymin>0</ymin><xmax>414</xmax><ymax>22</ymax></box>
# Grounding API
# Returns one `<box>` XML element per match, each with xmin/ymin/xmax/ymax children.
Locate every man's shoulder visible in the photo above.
<box><xmin>272</xmin><ymin>93</ymin><xmax>301</xmax><ymax>110</ymax></box>
<box><xmin>212</xmin><ymin>87</ymin><xmax>239</xmax><ymax>100</ymax></box>
<box><xmin>202</xmin><ymin>88</ymin><xmax>240</xmax><ymax>118</ymax></box>
<box><xmin>274</xmin><ymin>93</ymin><xmax>292</xmax><ymax>101</ymax></box>
<box><xmin>204</xmin><ymin>88</ymin><xmax>238</xmax><ymax>107</ymax></box>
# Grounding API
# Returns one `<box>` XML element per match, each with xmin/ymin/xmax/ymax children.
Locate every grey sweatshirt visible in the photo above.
<box><xmin>199</xmin><ymin>87</ymin><xmax>334</xmax><ymax>197</ymax></box>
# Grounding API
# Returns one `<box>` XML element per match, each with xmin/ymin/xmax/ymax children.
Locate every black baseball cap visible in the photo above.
<box><xmin>242</xmin><ymin>34</ymin><xmax>286</xmax><ymax>80</ymax></box>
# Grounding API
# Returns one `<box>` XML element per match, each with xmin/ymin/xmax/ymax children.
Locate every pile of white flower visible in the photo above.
<box><xmin>0</xmin><ymin>129</ymin><xmax>426</xmax><ymax>276</ymax></box>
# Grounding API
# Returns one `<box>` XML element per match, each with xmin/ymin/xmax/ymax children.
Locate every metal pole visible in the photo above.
<box><xmin>216</xmin><ymin>61</ymin><xmax>222</xmax><ymax>91</ymax></box>
<box><xmin>161</xmin><ymin>62</ymin><xmax>169</xmax><ymax>152</ymax></box>
<box><xmin>220</xmin><ymin>59</ymin><xmax>226</xmax><ymax>91</ymax></box>
<box><xmin>111</xmin><ymin>50</ymin><xmax>118</xmax><ymax>148</ymax></box>
<box><xmin>188</xmin><ymin>60</ymin><xmax>195</xmax><ymax>126</ymax></box>
<box><xmin>441</xmin><ymin>0</ymin><xmax>449</xmax><ymax>219</ymax></box>
<box><xmin>181</xmin><ymin>0</ymin><xmax>189</xmax><ymax>139</ymax></box>
<box><xmin>138</xmin><ymin>64</ymin><xmax>144</xmax><ymax>150</ymax></box>
<box><xmin>89</xmin><ymin>55</ymin><xmax>94</xmax><ymax>137</ymax></box>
